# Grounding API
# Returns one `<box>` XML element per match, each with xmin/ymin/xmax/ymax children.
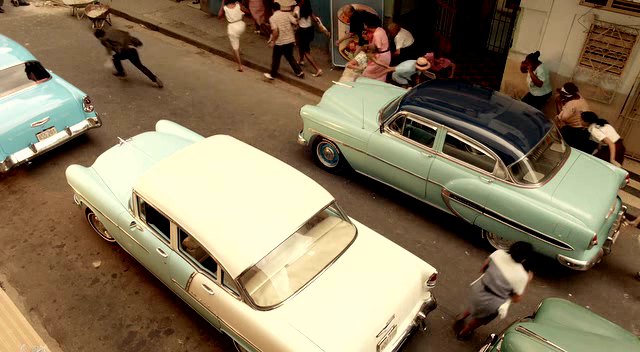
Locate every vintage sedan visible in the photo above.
<box><xmin>0</xmin><ymin>34</ymin><xmax>101</xmax><ymax>172</ymax></box>
<box><xmin>298</xmin><ymin>79</ymin><xmax>628</xmax><ymax>270</ymax></box>
<box><xmin>66</xmin><ymin>120</ymin><xmax>438</xmax><ymax>352</ymax></box>
<box><xmin>479</xmin><ymin>298</ymin><xmax>640</xmax><ymax>352</ymax></box>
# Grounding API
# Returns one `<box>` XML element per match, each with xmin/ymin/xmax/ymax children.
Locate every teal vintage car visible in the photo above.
<box><xmin>479</xmin><ymin>298</ymin><xmax>640</xmax><ymax>352</ymax></box>
<box><xmin>298</xmin><ymin>79</ymin><xmax>628</xmax><ymax>270</ymax></box>
<box><xmin>0</xmin><ymin>34</ymin><xmax>101</xmax><ymax>172</ymax></box>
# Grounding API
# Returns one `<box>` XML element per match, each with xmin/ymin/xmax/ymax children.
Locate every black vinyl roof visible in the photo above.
<box><xmin>399</xmin><ymin>80</ymin><xmax>552</xmax><ymax>166</ymax></box>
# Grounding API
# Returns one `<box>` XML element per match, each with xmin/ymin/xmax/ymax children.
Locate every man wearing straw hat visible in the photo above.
<box><xmin>389</xmin><ymin>56</ymin><xmax>432</xmax><ymax>87</ymax></box>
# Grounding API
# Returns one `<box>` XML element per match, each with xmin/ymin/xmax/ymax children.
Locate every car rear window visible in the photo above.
<box><xmin>0</xmin><ymin>61</ymin><xmax>51</xmax><ymax>99</ymax></box>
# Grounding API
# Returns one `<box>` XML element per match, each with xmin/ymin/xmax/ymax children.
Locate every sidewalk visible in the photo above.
<box><xmin>107</xmin><ymin>0</ymin><xmax>342</xmax><ymax>96</ymax></box>
<box><xmin>0</xmin><ymin>284</ymin><xmax>53</xmax><ymax>352</ymax></box>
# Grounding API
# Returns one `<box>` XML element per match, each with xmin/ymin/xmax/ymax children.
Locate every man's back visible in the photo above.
<box><xmin>100</xmin><ymin>29</ymin><xmax>133</xmax><ymax>54</ymax></box>
<box><xmin>270</xmin><ymin>10</ymin><xmax>296</xmax><ymax>45</ymax></box>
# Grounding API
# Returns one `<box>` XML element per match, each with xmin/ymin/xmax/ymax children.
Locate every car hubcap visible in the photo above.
<box><xmin>87</xmin><ymin>212</ymin><xmax>115</xmax><ymax>242</ymax></box>
<box><xmin>484</xmin><ymin>230</ymin><xmax>513</xmax><ymax>250</ymax></box>
<box><xmin>317</xmin><ymin>141</ymin><xmax>339</xmax><ymax>168</ymax></box>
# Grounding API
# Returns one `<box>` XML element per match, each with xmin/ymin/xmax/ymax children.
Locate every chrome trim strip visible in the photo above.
<box><xmin>71</xmin><ymin>190</ymin><xmax>149</xmax><ymax>254</ymax></box>
<box><xmin>308</xmin><ymin>130</ymin><xmax>428</xmax><ymax>181</ymax></box>
<box><xmin>440</xmin><ymin>188</ymin><xmax>574</xmax><ymax>251</ymax></box>
<box><xmin>376</xmin><ymin>315</ymin><xmax>396</xmax><ymax>338</ymax></box>
<box><xmin>1</xmin><ymin>115</ymin><xmax>102</xmax><ymax>172</ymax></box>
<box><xmin>515</xmin><ymin>326</ymin><xmax>568</xmax><ymax>352</ymax></box>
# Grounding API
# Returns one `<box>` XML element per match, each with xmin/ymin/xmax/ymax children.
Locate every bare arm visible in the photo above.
<box><xmin>448</xmin><ymin>63</ymin><xmax>456</xmax><ymax>78</ymax></box>
<box><xmin>268</xmin><ymin>28</ymin><xmax>279</xmax><ymax>46</ymax></box>
<box><xmin>603</xmin><ymin>137</ymin><xmax>618</xmax><ymax>165</ymax></box>
<box><xmin>528</xmin><ymin>66</ymin><xmax>544</xmax><ymax>87</ymax></box>
<box><xmin>218</xmin><ymin>2</ymin><xmax>224</xmax><ymax>18</ymax></box>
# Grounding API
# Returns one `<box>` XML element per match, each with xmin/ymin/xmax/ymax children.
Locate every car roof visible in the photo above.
<box><xmin>134</xmin><ymin>135</ymin><xmax>335</xmax><ymax>278</ymax></box>
<box><xmin>399</xmin><ymin>80</ymin><xmax>552</xmax><ymax>166</ymax></box>
<box><xmin>0</xmin><ymin>35</ymin><xmax>37</xmax><ymax>70</ymax></box>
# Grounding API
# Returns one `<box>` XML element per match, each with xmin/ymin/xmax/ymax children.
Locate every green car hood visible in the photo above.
<box><xmin>315</xmin><ymin>78</ymin><xmax>405</xmax><ymax>131</ymax></box>
<box><xmin>502</xmin><ymin>298</ymin><xmax>639</xmax><ymax>352</ymax></box>
<box><xmin>90</xmin><ymin>132</ymin><xmax>196</xmax><ymax>207</ymax></box>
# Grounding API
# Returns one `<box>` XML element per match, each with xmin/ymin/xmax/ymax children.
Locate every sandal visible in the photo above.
<box><xmin>312</xmin><ymin>69</ymin><xmax>323</xmax><ymax>77</ymax></box>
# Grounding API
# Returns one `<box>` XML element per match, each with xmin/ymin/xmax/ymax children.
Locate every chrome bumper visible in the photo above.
<box><xmin>0</xmin><ymin>115</ymin><xmax>101</xmax><ymax>173</ymax></box>
<box><xmin>297</xmin><ymin>130</ymin><xmax>308</xmax><ymax>146</ymax></box>
<box><xmin>391</xmin><ymin>294</ymin><xmax>437</xmax><ymax>352</ymax></box>
<box><xmin>603</xmin><ymin>205</ymin><xmax>626</xmax><ymax>255</ymax></box>
<box><xmin>557</xmin><ymin>249</ymin><xmax>603</xmax><ymax>271</ymax></box>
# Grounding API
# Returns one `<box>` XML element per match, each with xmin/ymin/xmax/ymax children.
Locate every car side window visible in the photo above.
<box><xmin>178</xmin><ymin>228</ymin><xmax>218</xmax><ymax>279</ymax></box>
<box><xmin>138</xmin><ymin>199</ymin><xmax>170</xmax><ymax>241</ymax></box>
<box><xmin>403</xmin><ymin>118</ymin><xmax>437</xmax><ymax>148</ymax></box>
<box><xmin>443</xmin><ymin>133</ymin><xmax>496</xmax><ymax>173</ymax></box>
<box><xmin>222</xmin><ymin>270</ymin><xmax>240</xmax><ymax>296</ymax></box>
<box><xmin>388</xmin><ymin>115</ymin><xmax>437</xmax><ymax>149</ymax></box>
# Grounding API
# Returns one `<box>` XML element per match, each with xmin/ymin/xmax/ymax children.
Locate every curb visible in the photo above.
<box><xmin>109</xmin><ymin>9</ymin><xmax>325</xmax><ymax>97</ymax></box>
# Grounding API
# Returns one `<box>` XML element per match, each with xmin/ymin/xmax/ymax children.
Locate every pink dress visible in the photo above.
<box><xmin>362</xmin><ymin>27</ymin><xmax>391</xmax><ymax>82</ymax></box>
<box><xmin>248</xmin><ymin>0</ymin><xmax>266</xmax><ymax>25</ymax></box>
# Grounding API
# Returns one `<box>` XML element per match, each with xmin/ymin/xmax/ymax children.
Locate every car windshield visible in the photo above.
<box><xmin>508</xmin><ymin>127</ymin><xmax>568</xmax><ymax>184</ymax></box>
<box><xmin>0</xmin><ymin>61</ymin><xmax>51</xmax><ymax>99</ymax></box>
<box><xmin>379</xmin><ymin>95</ymin><xmax>403</xmax><ymax>124</ymax></box>
<box><xmin>238</xmin><ymin>202</ymin><xmax>356</xmax><ymax>308</ymax></box>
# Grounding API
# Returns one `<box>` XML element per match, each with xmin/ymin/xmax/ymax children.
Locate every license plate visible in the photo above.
<box><xmin>36</xmin><ymin>127</ymin><xmax>57</xmax><ymax>142</ymax></box>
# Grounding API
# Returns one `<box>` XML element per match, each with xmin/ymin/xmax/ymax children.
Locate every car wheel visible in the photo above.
<box><xmin>86</xmin><ymin>209</ymin><xmax>116</xmax><ymax>242</ymax></box>
<box><xmin>233</xmin><ymin>340</ymin><xmax>249</xmax><ymax>352</ymax></box>
<box><xmin>313</xmin><ymin>138</ymin><xmax>347</xmax><ymax>173</ymax></box>
<box><xmin>483</xmin><ymin>229</ymin><xmax>514</xmax><ymax>250</ymax></box>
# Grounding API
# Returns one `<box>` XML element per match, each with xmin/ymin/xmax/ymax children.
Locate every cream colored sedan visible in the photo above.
<box><xmin>66</xmin><ymin>120</ymin><xmax>438</xmax><ymax>352</ymax></box>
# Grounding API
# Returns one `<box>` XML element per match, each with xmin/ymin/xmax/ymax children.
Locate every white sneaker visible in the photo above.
<box><xmin>263</xmin><ymin>73</ymin><xmax>274</xmax><ymax>80</ymax></box>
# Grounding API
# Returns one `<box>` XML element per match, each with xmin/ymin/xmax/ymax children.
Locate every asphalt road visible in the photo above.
<box><xmin>1</xmin><ymin>6</ymin><xmax>639</xmax><ymax>352</ymax></box>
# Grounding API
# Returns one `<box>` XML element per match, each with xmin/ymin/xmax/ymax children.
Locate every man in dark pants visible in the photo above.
<box><xmin>94</xmin><ymin>28</ymin><xmax>163</xmax><ymax>88</ymax></box>
<box><xmin>263</xmin><ymin>2</ymin><xmax>303</xmax><ymax>80</ymax></box>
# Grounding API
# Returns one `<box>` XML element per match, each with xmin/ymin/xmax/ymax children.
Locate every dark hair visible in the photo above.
<box><xmin>299</xmin><ymin>0</ymin><xmax>312</xmax><ymax>19</ymax></box>
<box><xmin>363</xmin><ymin>13</ymin><xmax>381</xmax><ymax>28</ymax></box>
<box><xmin>272</xmin><ymin>2</ymin><xmax>280</xmax><ymax>11</ymax></box>
<box><xmin>581</xmin><ymin>111</ymin><xmax>608</xmax><ymax>127</ymax></box>
<box><xmin>561</xmin><ymin>82</ymin><xmax>579</xmax><ymax>95</ymax></box>
<box><xmin>525</xmin><ymin>51</ymin><xmax>541</xmax><ymax>64</ymax></box>
<box><xmin>508</xmin><ymin>242</ymin><xmax>533</xmax><ymax>264</ymax></box>
<box><xmin>224</xmin><ymin>0</ymin><xmax>237</xmax><ymax>4</ymax></box>
<box><xmin>94</xmin><ymin>29</ymin><xmax>106</xmax><ymax>38</ymax></box>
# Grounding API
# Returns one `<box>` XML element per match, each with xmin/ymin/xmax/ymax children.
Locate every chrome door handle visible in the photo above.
<box><xmin>156</xmin><ymin>247</ymin><xmax>168</xmax><ymax>258</ymax></box>
<box><xmin>31</xmin><ymin>117</ymin><xmax>50</xmax><ymax>128</ymax></box>
<box><xmin>201</xmin><ymin>283</ymin><xmax>215</xmax><ymax>295</ymax></box>
<box><xmin>480</xmin><ymin>177</ymin><xmax>493</xmax><ymax>184</ymax></box>
<box><xmin>129</xmin><ymin>220</ymin><xmax>142</xmax><ymax>231</ymax></box>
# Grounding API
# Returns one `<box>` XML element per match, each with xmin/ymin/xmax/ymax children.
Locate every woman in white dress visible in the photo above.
<box><xmin>219</xmin><ymin>0</ymin><xmax>250</xmax><ymax>72</ymax></box>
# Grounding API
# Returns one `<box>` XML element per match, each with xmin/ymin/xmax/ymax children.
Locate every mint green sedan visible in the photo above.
<box><xmin>479</xmin><ymin>298</ymin><xmax>640</xmax><ymax>352</ymax></box>
<box><xmin>298</xmin><ymin>79</ymin><xmax>628</xmax><ymax>270</ymax></box>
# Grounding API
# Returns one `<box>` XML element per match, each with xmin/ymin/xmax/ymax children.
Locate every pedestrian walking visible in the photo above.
<box><xmin>453</xmin><ymin>241</ymin><xmax>534</xmax><ymax>340</ymax></box>
<box><xmin>94</xmin><ymin>28</ymin><xmax>163</xmax><ymax>88</ymax></box>
<box><xmin>219</xmin><ymin>0</ymin><xmax>250</xmax><ymax>72</ymax></box>
<box><xmin>361</xmin><ymin>16</ymin><xmax>391</xmax><ymax>82</ymax></box>
<box><xmin>520</xmin><ymin>51</ymin><xmax>552</xmax><ymax>111</ymax></box>
<box><xmin>581</xmin><ymin>111</ymin><xmax>626</xmax><ymax>167</ymax></box>
<box><xmin>264</xmin><ymin>2</ymin><xmax>303</xmax><ymax>80</ymax></box>
<box><xmin>293</xmin><ymin>0</ymin><xmax>329</xmax><ymax>77</ymax></box>
<box><xmin>247</xmin><ymin>0</ymin><xmax>268</xmax><ymax>35</ymax></box>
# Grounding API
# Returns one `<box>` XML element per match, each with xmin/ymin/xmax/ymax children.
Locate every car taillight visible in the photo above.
<box><xmin>83</xmin><ymin>96</ymin><xmax>94</xmax><ymax>112</ymax></box>
<box><xmin>587</xmin><ymin>233</ymin><xmax>598</xmax><ymax>249</ymax></box>
<box><xmin>425</xmin><ymin>272</ymin><xmax>438</xmax><ymax>289</ymax></box>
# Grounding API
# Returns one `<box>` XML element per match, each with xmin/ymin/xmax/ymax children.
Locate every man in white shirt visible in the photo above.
<box><xmin>388</xmin><ymin>23</ymin><xmax>415</xmax><ymax>64</ymax></box>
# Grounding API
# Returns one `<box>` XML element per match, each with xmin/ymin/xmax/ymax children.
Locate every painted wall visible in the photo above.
<box><xmin>502</xmin><ymin>0</ymin><xmax>640</xmax><ymax>122</ymax></box>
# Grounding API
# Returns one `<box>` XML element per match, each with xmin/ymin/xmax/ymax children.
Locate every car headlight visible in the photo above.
<box><xmin>83</xmin><ymin>95</ymin><xmax>94</xmax><ymax>112</ymax></box>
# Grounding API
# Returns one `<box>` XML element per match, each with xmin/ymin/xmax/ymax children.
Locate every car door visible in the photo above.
<box><xmin>427</xmin><ymin>130</ymin><xmax>500</xmax><ymax>224</ymax></box>
<box><xmin>128</xmin><ymin>195</ymin><xmax>173</xmax><ymax>285</ymax></box>
<box><xmin>365</xmin><ymin>112</ymin><xmax>437</xmax><ymax>200</ymax></box>
<box><xmin>170</xmin><ymin>227</ymin><xmax>222</xmax><ymax>329</ymax></box>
